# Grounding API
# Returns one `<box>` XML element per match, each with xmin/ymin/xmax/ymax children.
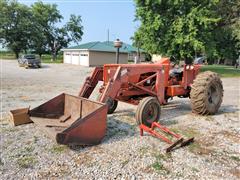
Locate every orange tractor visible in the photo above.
<box><xmin>11</xmin><ymin>58</ymin><xmax>223</xmax><ymax>151</ymax></box>
<box><xmin>79</xmin><ymin>58</ymin><xmax>223</xmax><ymax>119</ymax></box>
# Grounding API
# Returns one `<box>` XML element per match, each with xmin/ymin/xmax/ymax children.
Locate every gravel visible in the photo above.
<box><xmin>1</xmin><ymin>60</ymin><xmax>240</xmax><ymax>179</ymax></box>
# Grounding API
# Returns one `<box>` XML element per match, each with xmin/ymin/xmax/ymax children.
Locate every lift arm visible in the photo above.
<box><xmin>78</xmin><ymin>67</ymin><xmax>103</xmax><ymax>98</ymax></box>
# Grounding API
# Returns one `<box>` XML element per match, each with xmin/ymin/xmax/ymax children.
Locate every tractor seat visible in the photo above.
<box><xmin>169</xmin><ymin>68</ymin><xmax>183</xmax><ymax>78</ymax></box>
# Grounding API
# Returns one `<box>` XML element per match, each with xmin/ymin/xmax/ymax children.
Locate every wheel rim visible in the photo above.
<box><xmin>142</xmin><ymin>102</ymin><xmax>159</xmax><ymax>124</ymax></box>
<box><xmin>208</xmin><ymin>84</ymin><xmax>220</xmax><ymax>106</ymax></box>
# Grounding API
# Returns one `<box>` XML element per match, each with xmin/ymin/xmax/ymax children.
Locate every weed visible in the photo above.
<box><xmin>188</xmin><ymin>141</ymin><xmax>212</xmax><ymax>155</ymax></box>
<box><xmin>175</xmin><ymin>171</ymin><xmax>184</xmax><ymax>177</ymax></box>
<box><xmin>152</xmin><ymin>161</ymin><xmax>164</xmax><ymax>171</ymax></box>
<box><xmin>9</xmin><ymin>145</ymin><xmax>35</xmax><ymax>160</ymax></box>
<box><xmin>139</xmin><ymin>147</ymin><xmax>148</xmax><ymax>157</ymax></box>
<box><xmin>182</xmin><ymin>128</ymin><xmax>199</xmax><ymax>138</ymax></box>
<box><xmin>188</xmin><ymin>142</ymin><xmax>201</xmax><ymax>152</ymax></box>
<box><xmin>154</xmin><ymin>153</ymin><xmax>172</xmax><ymax>161</ymax></box>
<box><xmin>33</xmin><ymin>136</ymin><xmax>38</xmax><ymax>143</ymax></box>
<box><xmin>152</xmin><ymin>161</ymin><xmax>170</xmax><ymax>174</ymax></box>
<box><xmin>24</xmin><ymin>146</ymin><xmax>34</xmax><ymax>153</ymax></box>
<box><xmin>1</xmin><ymin>127</ymin><xmax>18</xmax><ymax>133</ymax></box>
<box><xmin>50</xmin><ymin>145</ymin><xmax>67</xmax><ymax>154</ymax></box>
<box><xmin>205</xmin><ymin>116</ymin><xmax>214</xmax><ymax>121</ymax></box>
<box><xmin>230</xmin><ymin>156</ymin><xmax>240</xmax><ymax>162</ymax></box>
<box><xmin>192</xmin><ymin>167</ymin><xmax>199</xmax><ymax>172</ymax></box>
<box><xmin>169</xmin><ymin>127</ymin><xmax>199</xmax><ymax>140</ymax></box>
<box><xmin>121</xmin><ymin>159</ymin><xmax>129</xmax><ymax>167</ymax></box>
<box><xmin>17</xmin><ymin>156</ymin><xmax>37</xmax><ymax>168</ymax></box>
<box><xmin>151</xmin><ymin>153</ymin><xmax>170</xmax><ymax>174</ymax></box>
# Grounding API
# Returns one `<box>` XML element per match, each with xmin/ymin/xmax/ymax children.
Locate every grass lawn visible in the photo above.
<box><xmin>41</xmin><ymin>54</ymin><xmax>63</xmax><ymax>63</ymax></box>
<box><xmin>0</xmin><ymin>51</ymin><xmax>15</xmax><ymax>59</ymax></box>
<box><xmin>200</xmin><ymin>65</ymin><xmax>240</xmax><ymax>77</ymax></box>
<box><xmin>0</xmin><ymin>51</ymin><xmax>63</xmax><ymax>63</ymax></box>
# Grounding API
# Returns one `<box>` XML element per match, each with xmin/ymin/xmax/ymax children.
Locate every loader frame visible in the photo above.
<box><xmin>79</xmin><ymin>58</ymin><xmax>200</xmax><ymax>106</ymax></box>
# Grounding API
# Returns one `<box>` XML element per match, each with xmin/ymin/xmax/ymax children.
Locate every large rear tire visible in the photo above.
<box><xmin>190</xmin><ymin>71</ymin><xmax>223</xmax><ymax>115</ymax></box>
<box><xmin>135</xmin><ymin>97</ymin><xmax>161</xmax><ymax>127</ymax></box>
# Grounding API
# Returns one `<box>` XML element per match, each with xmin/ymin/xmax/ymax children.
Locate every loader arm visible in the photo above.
<box><xmin>78</xmin><ymin>67</ymin><xmax>103</xmax><ymax>98</ymax></box>
<box><xmin>99</xmin><ymin>66</ymin><xmax>123</xmax><ymax>103</ymax></box>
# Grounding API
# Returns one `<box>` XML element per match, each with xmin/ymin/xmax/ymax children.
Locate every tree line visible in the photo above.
<box><xmin>1</xmin><ymin>0</ymin><xmax>239</xmax><ymax>64</ymax></box>
<box><xmin>133</xmin><ymin>0</ymin><xmax>240</xmax><ymax>64</ymax></box>
<box><xmin>0</xmin><ymin>0</ymin><xmax>83</xmax><ymax>60</ymax></box>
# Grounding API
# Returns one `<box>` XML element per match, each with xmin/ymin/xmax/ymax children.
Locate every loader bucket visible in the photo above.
<box><xmin>29</xmin><ymin>93</ymin><xmax>107</xmax><ymax>145</ymax></box>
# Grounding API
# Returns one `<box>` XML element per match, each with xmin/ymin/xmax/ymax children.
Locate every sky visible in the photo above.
<box><xmin>19</xmin><ymin>0</ymin><xmax>139</xmax><ymax>46</ymax></box>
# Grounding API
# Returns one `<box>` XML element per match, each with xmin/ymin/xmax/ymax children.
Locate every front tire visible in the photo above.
<box><xmin>135</xmin><ymin>97</ymin><xmax>161</xmax><ymax>127</ymax></box>
<box><xmin>190</xmin><ymin>71</ymin><xmax>223</xmax><ymax>115</ymax></box>
<box><xmin>97</xmin><ymin>94</ymin><xmax>118</xmax><ymax>114</ymax></box>
<box><xmin>105</xmin><ymin>97</ymin><xmax>118</xmax><ymax>114</ymax></box>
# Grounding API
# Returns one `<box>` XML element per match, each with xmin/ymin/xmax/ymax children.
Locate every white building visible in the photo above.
<box><xmin>62</xmin><ymin>41</ymin><xmax>145</xmax><ymax>66</ymax></box>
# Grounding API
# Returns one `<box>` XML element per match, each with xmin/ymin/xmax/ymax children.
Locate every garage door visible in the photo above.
<box><xmin>80</xmin><ymin>54</ymin><xmax>89</xmax><ymax>66</ymax></box>
<box><xmin>72</xmin><ymin>53</ymin><xmax>80</xmax><ymax>65</ymax></box>
<box><xmin>64</xmin><ymin>53</ymin><xmax>72</xmax><ymax>64</ymax></box>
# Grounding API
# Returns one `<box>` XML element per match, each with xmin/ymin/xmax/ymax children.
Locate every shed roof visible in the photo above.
<box><xmin>63</xmin><ymin>41</ymin><xmax>144</xmax><ymax>53</ymax></box>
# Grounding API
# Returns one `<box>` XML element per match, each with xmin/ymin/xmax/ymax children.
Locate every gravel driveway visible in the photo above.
<box><xmin>1</xmin><ymin>60</ymin><xmax>240</xmax><ymax>179</ymax></box>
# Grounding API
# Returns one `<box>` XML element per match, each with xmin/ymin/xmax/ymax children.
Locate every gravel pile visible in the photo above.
<box><xmin>1</xmin><ymin>60</ymin><xmax>239</xmax><ymax>179</ymax></box>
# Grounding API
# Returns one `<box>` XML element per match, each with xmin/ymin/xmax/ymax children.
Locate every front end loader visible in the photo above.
<box><xmin>10</xmin><ymin>58</ymin><xmax>223</xmax><ymax>151</ymax></box>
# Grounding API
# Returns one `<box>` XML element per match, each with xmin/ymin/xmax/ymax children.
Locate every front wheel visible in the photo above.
<box><xmin>97</xmin><ymin>94</ymin><xmax>118</xmax><ymax>114</ymax></box>
<box><xmin>105</xmin><ymin>97</ymin><xmax>118</xmax><ymax>114</ymax></box>
<box><xmin>135</xmin><ymin>97</ymin><xmax>161</xmax><ymax>127</ymax></box>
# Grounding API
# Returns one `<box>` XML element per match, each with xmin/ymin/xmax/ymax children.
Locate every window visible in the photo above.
<box><xmin>80</xmin><ymin>54</ymin><xmax>88</xmax><ymax>56</ymax></box>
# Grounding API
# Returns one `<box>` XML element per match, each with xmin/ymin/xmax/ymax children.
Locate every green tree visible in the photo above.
<box><xmin>211</xmin><ymin>0</ymin><xmax>240</xmax><ymax>64</ymax></box>
<box><xmin>66</xmin><ymin>14</ymin><xmax>84</xmax><ymax>43</ymax></box>
<box><xmin>0</xmin><ymin>0</ymin><xmax>33</xmax><ymax>58</ymax></box>
<box><xmin>0</xmin><ymin>0</ymin><xmax>84</xmax><ymax>60</ymax></box>
<box><xmin>134</xmin><ymin>0</ymin><xmax>220</xmax><ymax>63</ymax></box>
<box><xmin>31</xmin><ymin>1</ymin><xmax>83</xmax><ymax>61</ymax></box>
<box><xmin>29</xmin><ymin>25</ymin><xmax>48</xmax><ymax>58</ymax></box>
